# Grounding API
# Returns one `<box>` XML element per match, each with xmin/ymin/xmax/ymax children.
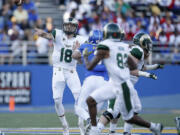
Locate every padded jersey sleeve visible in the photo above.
<box><xmin>97</xmin><ymin>44</ymin><xmax>109</xmax><ymax>51</ymax></box>
<box><xmin>51</xmin><ymin>29</ymin><xmax>62</xmax><ymax>41</ymax></box>
<box><xmin>130</xmin><ymin>47</ymin><xmax>143</xmax><ymax>60</ymax></box>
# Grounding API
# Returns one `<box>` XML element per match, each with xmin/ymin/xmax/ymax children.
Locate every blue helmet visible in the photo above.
<box><xmin>88</xmin><ymin>30</ymin><xmax>103</xmax><ymax>44</ymax></box>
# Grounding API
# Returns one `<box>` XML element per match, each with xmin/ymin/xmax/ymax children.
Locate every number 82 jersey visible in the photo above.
<box><xmin>97</xmin><ymin>39</ymin><xmax>130</xmax><ymax>83</ymax></box>
<box><xmin>52</xmin><ymin>29</ymin><xmax>87</xmax><ymax>69</ymax></box>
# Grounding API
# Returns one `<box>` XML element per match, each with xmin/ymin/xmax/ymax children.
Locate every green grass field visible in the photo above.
<box><xmin>0</xmin><ymin>112</ymin><xmax>178</xmax><ymax>127</ymax></box>
<box><xmin>0</xmin><ymin>112</ymin><xmax>178</xmax><ymax>135</ymax></box>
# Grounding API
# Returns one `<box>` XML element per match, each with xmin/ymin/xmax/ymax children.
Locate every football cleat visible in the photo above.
<box><xmin>89</xmin><ymin>127</ymin><xmax>100</xmax><ymax>135</ymax></box>
<box><xmin>175</xmin><ymin>117</ymin><xmax>180</xmax><ymax>135</ymax></box>
<box><xmin>62</xmin><ymin>125</ymin><xmax>69</xmax><ymax>135</ymax></box>
<box><xmin>108</xmin><ymin>130</ymin><xmax>119</xmax><ymax>135</ymax></box>
<box><xmin>84</xmin><ymin>118</ymin><xmax>91</xmax><ymax>135</ymax></box>
<box><xmin>123</xmin><ymin>132</ymin><xmax>131</xmax><ymax>135</ymax></box>
<box><xmin>150</xmin><ymin>123</ymin><xmax>163</xmax><ymax>135</ymax></box>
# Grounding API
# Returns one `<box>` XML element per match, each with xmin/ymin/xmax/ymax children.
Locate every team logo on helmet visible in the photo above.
<box><xmin>133</xmin><ymin>33</ymin><xmax>152</xmax><ymax>52</ymax></box>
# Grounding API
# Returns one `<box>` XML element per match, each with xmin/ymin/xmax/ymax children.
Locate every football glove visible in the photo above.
<box><xmin>157</xmin><ymin>64</ymin><xmax>164</xmax><ymax>69</ymax></box>
<box><xmin>149</xmin><ymin>73</ymin><xmax>157</xmax><ymax>80</ymax></box>
<box><xmin>83</xmin><ymin>48</ymin><xmax>93</xmax><ymax>57</ymax></box>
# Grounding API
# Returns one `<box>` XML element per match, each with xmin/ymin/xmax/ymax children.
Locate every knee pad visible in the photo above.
<box><xmin>103</xmin><ymin>110</ymin><xmax>113</xmax><ymax>121</ymax></box>
<box><xmin>54</xmin><ymin>98</ymin><xmax>65</xmax><ymax>116</ymax></box>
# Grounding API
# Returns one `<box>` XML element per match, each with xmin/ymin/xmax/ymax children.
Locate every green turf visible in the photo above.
<box><xmin>0</xmin><ymin>112</ymin><xmax>178</xmax><ymax>128</ymax></box>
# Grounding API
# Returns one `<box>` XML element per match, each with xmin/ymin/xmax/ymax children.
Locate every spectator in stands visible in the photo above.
<box><xmin>23</xmin><ymin>0</ymin><xmax>35</xmax><ymax>11</ymax></box>
<box><xmin>150</xmin><ymin>12</ymin><xmax>160</xmax><ymax>25</ymax></box>
<box><xmin>0</xmin><ymin>28</ymin><xmax>10</xmax><ymax>64</ymax></box>
<box><xmin>28</xmin><ymin>7</ymin><xmax>39</xmax><ymax>27</ymax></box>
<box><xmin>163</xmin><ymin>18</ymin><xmax>175</xmax><ymax>35</ymax></box>
<box><xmin>13</xmin><ymin>6</ymin><xmax>28</xmax><ymax>24</ymax></box>
<box><xmin>117</xmin><ymin>14</ymin><xmax>129</xmax><ymax>34</ymax></box>
<box><xmin>1</xmin><ymin>3</ymin><xmax>12</xmax><ymax>28</ymax></box>
<box><xmin>139</xmin><ymin>12</ymin><xmax>149</xmax><ymax>30</ymax></box>
<box><xmin>44</xmin><ymin>17</ymin><xmax>53</xmax><ymax>32</ymax></box>
<box><xmin>176</xmin><ymin>20</ymin><xmax>180</xmax><ymax>32</ymax></box>
<box><xmin>8</xmin><ymin>23</ymin><xmax>22</xmax><ymax>64</ymax></box>
<box><xmin>169</xmin><ymin>29</ymin><xmax>180</xmax><ymax>46</ymax></box>
<box><xmin>35</xmin><ymin>36</ymin><xmax>50</xmax><ymax>57</ymax></box>
<box><xmin>159</xmin><ymin>30</ymin><xmax>168</xmax><ymax>44</ymax></box>
<box><xmin>149</xmin><ymin>21</ymin><xmax>162</xmax><ymax>38</ymax></box>
<box><xmin>35</xmin><ymin>18</ymin><xmax>44</xmax><ymax>29</ymax></box>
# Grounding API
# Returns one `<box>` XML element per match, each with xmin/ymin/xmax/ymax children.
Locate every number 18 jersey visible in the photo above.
<box><xmin>97</xmin><ymin>39</ymin><xmax>130</xmax><ymax>84</ymax></box>
<box><xmin>52</xmin><ymin>29</ymin><xmax>87</xmax><ymax>69</ymax></box>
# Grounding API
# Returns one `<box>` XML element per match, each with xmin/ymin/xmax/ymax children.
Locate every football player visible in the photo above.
<box><xmin>34</xmin><ymin>17</ymin><xmax>87</xmax><ymax>135</ymax></box>
<box><xmin>97</xmin><ymin>32</ymin><xmax>164</xmax><ymax>135</ymax></box>
<box><xmin>82</xmin><ymin>23</ymin><xmax>163</xmax><ymax>135</ymax></box>
<box><xmin>72</xmin><ymin>29</ymin><xmax>108</xmax><ymax>135</ymax></box>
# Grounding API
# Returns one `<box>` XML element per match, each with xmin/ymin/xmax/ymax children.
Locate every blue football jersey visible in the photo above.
<box><xmin>79</xmin><ymin>43</ymin><xmax>109</xmax><ymax>80</ymax></box>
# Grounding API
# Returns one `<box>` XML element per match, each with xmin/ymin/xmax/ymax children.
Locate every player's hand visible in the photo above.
<box><xmin>72</xmin><ymin>41</ymin><xmax>80</xmax><ymax>51</ymax></box>
<box><xmin>83</xmin><ymin>48</ymin><xmax>89</xmax><ymax>57</ymax></box>
<box><xmin>83</xmin><ymin>48</ymin><xmax>93</xmax><ymax>57</ymax></box>
<box><xmin>149</xmin><ymin>73</ymin><xmax>157</xmax><ymax>80</ymax></box>
<box><xmin>34</xmin><ymin>28</ymin><xmax>44</xmax><ymax>36</ymax></box>
<box><xmin>157</xmin><ymin>64</ymin><xmax>164</xmax><ymax>69</ymax></box>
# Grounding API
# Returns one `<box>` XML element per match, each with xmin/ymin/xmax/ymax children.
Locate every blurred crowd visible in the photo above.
<box><xmin>62</xmin><ymin>0</ymin><xmax>180</xmax><ymax>63</ymax></box>
<box><xmin>0</xmin><ymin>0</ymin><xmax>53</xmax><ymax>64</ymax></box>
<box><xmin>0</xmin><ymin>0</ymin><xmax>180</xmax><ymax>64</ymax></box>
<box><xmin>62</xmin><ymin>0</ymin><xmax>180</xmax><ymax>44</ymax></box>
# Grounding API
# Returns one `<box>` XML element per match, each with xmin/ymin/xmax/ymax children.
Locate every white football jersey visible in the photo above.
<box><xmin>129</xmin><ymin>45</ymin><xmax>145</xmax><ymax>85</ymax></box>
<box><xmin>52</xmin><ymin>29</ymin><xmax>87</xmax><ymax>69</ymax></box>
<box><xmin>98</xmin><ymin>39</ymin><xmax>130</xmax><ymax>84</ymax></box>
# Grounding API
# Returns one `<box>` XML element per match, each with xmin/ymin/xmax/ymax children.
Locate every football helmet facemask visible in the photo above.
<box><xmin>63</xmin><ymin>18</ymin><xmax>78</xmax><ymax>35</ymax></box>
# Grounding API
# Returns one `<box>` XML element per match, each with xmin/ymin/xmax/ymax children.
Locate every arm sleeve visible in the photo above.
<box><xmin>97</xmin><ymin>44</ymin><xmax>109</xmax><ymax>51</ymax></box>
<box><xmin>130</xmin><ymin>48</ymin><xmax>143</xmax><ymax>60</ymax></box>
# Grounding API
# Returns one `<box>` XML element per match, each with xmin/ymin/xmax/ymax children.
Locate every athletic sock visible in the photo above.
<box><xmin>150</xmin><ymin>122</ymin><xmax>156</xmax><ymax>130</ymax></box>
<box><xmin>97</xmin><ymin>122</ymin><xmax>105</xmax><ymax>131</ymax></box>
<box><xmin>124</xmin><ymin>122</ymin><xmax>133</xmax><ymax>133</ymax></box>
<box><xmin>110</xmin><ymin>122</ymin><xmax>117</xmax><ymax>132</ymax></box>
<box><xmin>59</xmin><ymin>115</ymin><xmax>68</xmax><ymax>127</ymax></box>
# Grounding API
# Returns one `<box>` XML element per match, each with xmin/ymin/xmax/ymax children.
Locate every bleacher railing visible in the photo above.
<box><xmin>0</xmin><ymin>41</ymin><xmax>179</xmax><ymax>65</ymax></box>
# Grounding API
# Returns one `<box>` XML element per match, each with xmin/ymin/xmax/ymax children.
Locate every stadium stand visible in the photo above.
<box><xmin>0</xmin><ymin>0</ymin><xmax>179</xmax><ymax>64</ymax></box>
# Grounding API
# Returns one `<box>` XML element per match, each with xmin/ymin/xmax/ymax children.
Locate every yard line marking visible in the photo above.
<box><xmin>0</xmin><ymin>127</ymin><xmax>178</xmax><ymax>134</ymax></box>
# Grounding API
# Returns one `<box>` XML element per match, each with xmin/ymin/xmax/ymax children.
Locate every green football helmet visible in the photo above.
<box><xmin>103</xmin><ymin>23</ymin><xmax>121</xmax><ymax>39</ymax></box>
<box><xmin>133</xmin><ymin>32</ymin><xmax>152</xmax><ymax>52</ymax></box>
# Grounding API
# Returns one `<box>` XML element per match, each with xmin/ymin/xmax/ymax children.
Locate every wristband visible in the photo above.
<box><xmin>138</xmin><ymin>71</ymin><xmax>150</xmax><ymax>78</ymax></box>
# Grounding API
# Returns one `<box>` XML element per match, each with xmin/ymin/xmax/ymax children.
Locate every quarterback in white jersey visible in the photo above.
<box><xmin>82</xmin><ymin>23</ymin><xmax>163</xmax><ymax>135</ymax></box>
<box><xmin>35</xmin><ymin>17</ymin><xmax>87</xmax><ymax>135</ymax></box>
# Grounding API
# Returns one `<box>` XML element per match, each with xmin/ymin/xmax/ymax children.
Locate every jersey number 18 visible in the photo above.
<box><xmin>60</xmin><ymin>48</ymin><xmax>72</xmax><ymax>63</ymax></box>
